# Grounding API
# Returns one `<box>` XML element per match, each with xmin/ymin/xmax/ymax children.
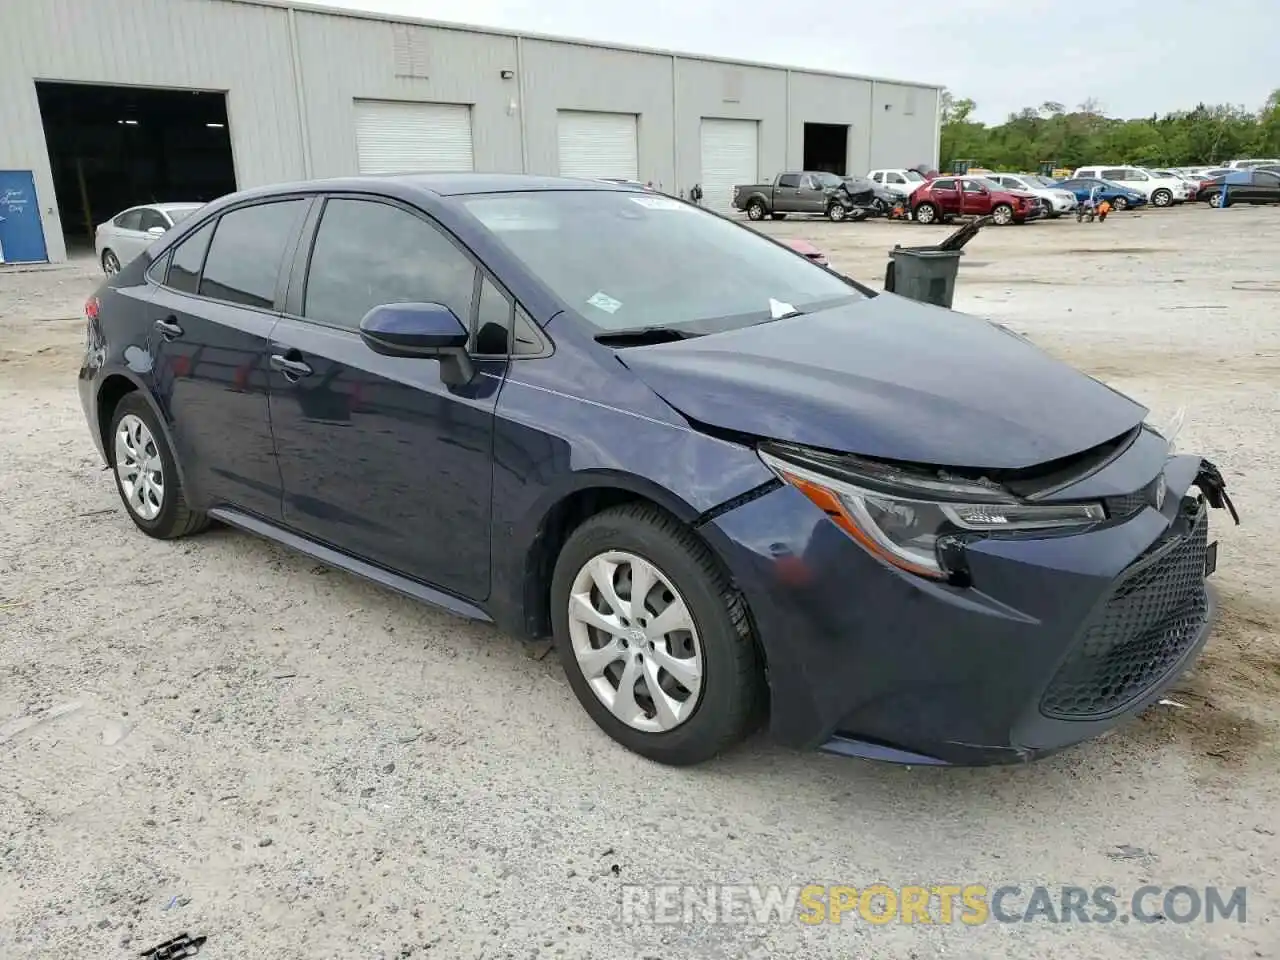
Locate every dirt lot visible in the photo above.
<box><xmin>2</xmin><ymin>206</ymin><xmax>1279</xmax><ymax>959</ymax></box>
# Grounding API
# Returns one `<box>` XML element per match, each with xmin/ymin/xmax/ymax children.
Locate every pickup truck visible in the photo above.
<box><xmin>732</xmin><ymin>171</ymin><xmax>845</xmax><ymax>220</ymax></box>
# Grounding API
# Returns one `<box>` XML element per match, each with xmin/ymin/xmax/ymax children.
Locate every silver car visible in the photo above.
<box><xmin>95</xmin><ymin>202</ymin><xmax>204</xmax><ymax>275</ymax></box>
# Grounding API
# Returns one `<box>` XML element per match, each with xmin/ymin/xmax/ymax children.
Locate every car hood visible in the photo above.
<box><xmin>615</xmin><ymin>294</ymin><xmax>1148</xmax><ymax>471</ymax></box>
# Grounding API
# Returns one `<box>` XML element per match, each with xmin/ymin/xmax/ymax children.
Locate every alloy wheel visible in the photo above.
<box><xmin>1112</xmin><ymin>196</ymin><xmax>1128</xmax><ymax>210</ymax></box>
<box><xmin>992</xmin><ymin>204</ymin><xmax>1013</xmax><ymax>225</ymax></box>
<box><xmin>114</xmin><ymin>413</ymin><xmax>165</xmax><ymax>521</ymax></box>
<box><xmin>747</xmin><ymin>202</ymin><xmax>765</xmax><ymax>221</ymax></box>
<box><xmin>828</xmin><ymin>204</ymin><xmax>847</xmax><ymax>221</ymax></box>
<box><xmin>103</xmin><ymin>250</ymin><xmax>120</xmax><ymax>276</ymax></box>
<box><xmin>566</xmin><ymin>550</ymin><xmax>704</xmax><ymax>733</ymax></box>
<box><xmin>914</xmin><ymin>204</ymin><xmax>935</xmax><ymax>224</ymax></box>
<box><xmin>1152</xmin><ymin>189</ymin><xmax>1172</xmax><ymax>207</ymax></box>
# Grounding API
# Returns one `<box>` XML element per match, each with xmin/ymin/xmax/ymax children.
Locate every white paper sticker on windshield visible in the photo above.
<box><xmin>629</xmin><ymin>195</ymin><xmax>688</xmax><ymax>211</ymax></box>
<box><xmin>769</xmin><ymin>298</ymin><xmax>797</xmax><ymax>319</ymax></box>
<box><xmin>587</xmin><ymin>291</ymin><xmax>623</xmax><ymax>314</ymax></box>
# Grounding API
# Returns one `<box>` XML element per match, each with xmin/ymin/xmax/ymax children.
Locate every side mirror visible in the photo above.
<box><xmin>359</xmin><ymin>302</ymin><xmax>474</xmax><ymax>385</ymax></box>
<box><xmin>147</xmin><ymin>225</ymin><xmax>166</xmax><ymax>236</ymax></box>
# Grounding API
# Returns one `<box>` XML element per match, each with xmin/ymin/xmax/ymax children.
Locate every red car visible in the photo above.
<box><xmin>909</xmin><ymin>176</ymin><xmax>1044</xmax><ymax>225</ymax></box>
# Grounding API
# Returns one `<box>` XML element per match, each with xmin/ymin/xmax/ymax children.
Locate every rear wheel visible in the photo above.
<box><xmin>746</xmin><ymin>200</ymin><xmax>767</xmax><ymax>220</ymax></box>
<box><xmin>991</xmin><ymin>203</ymin><xmax>1014</xmax><ymax>225</ymax></box>
<box><xmin>1111</xmin><ymin>195</ymin><xmax>1129</xmax><ymax>211</ymax></box>
<box><xmin>551</xmin><ymin>504</ymin><xmax>763</xmax><ymax>766</ymax></box>
<box><xmin>1208</xmin><ymin>192</ymin><xmax>1224</xmax><ymax>208</ymax></box>
<box><xmin>108</xmin><ymin>393</ymin><xmax>209</xmax><ymax>539</ymax></box>
<box><xmin>102</xmin><ymin>250</ymin><xmax>120</xmax><ymax>276</ymax></box>
<box><xmin>913</xmin><ymin>202</ymin><xmax>938</xmax><ymax>224</ymax></box>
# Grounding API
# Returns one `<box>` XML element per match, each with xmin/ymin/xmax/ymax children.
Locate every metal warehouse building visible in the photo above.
<box><xmin>0</xmin><ymin>0</ymin><xmax>941</xmax><ymax>265</ymax></box>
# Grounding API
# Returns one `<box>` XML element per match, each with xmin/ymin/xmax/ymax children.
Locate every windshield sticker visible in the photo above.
<box><xmin>587</xmin><ymin>291</ymin><xmax>623</xmax><ymax>314</ymax></box>
<box><xmin>769</xmin><ymin>298</ymin><xmax>797</xmax><ymax>319</ymax></box>
<box><xmin>628</xmin><ymin>195</ymin><xmax>688</xmax><ymax>211</ymax></box>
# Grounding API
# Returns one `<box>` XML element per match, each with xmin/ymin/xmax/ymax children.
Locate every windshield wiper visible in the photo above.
<box><xmin>594</xmin><ymin>326</ymin><xmax>700</xmax><ymax>347</ymax></box>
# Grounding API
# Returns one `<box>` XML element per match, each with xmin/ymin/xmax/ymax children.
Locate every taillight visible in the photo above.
<box><xmin>85</xmin><ymin>296</ymin><xmax>101</xmax><ymax>321</ymax></box>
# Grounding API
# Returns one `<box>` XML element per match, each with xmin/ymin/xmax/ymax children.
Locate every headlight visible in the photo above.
<box><xmin>758</xmin><ymin>446</ymin><xmax>1106</xmax><ymax>580</ymax></box>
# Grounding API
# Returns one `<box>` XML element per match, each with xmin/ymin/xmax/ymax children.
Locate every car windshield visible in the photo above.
<box><xmin>903</xmin><ymin>170</ymin><xmax>926</xmax><ymax>181</ymax></box>
<box><xmin>460</xmin><ymin>190</ymin><xmax>863</xmax><ymax>334</ymax></box>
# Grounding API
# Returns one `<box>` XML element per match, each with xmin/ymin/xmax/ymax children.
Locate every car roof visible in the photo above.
<box><xmin>241</xmin><ymin>172</ymin><xmax>623</xmax><ymax>199</ymax></box>
<box><xmin>155</xmin><ymin>202</ymin><xmax>205</xmax><ymax>212</ymax></box>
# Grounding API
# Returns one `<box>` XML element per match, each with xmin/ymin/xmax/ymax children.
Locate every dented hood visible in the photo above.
<box><xmin>616</xmin><ymin>293</ymin><xmax>1148</xmax><ymax>470</ymax></box>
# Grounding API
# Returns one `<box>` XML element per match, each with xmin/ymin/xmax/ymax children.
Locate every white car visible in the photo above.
<box><xmin>985</xmin><ymin>173</ymin><xmax>1079</xmax><ymax>217</ymax></box>
<box><xmin>1071</xmin><ymin>166</ymin><xmax>1190</xmax><ymax>207</ymax></box>
<box><xmin>1225</xmin><ymin>158</ymin><xmax>1280</xmax><ymax>169</ymax></box>
<box><xmin>95</xmin><ymin>202</ymin><xmax>204</xmax><ymax>275</ymax></box>
<box><xmin>866</xmin><ymin>168</ymin><xmax>928</xmax><ymax>198</ymax></box>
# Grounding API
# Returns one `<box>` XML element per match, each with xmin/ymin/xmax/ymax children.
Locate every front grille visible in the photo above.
<box><xmin>1040</xmin><ymin>507</ymin><xmax>1209</xmax><ymax>720</ymax></box>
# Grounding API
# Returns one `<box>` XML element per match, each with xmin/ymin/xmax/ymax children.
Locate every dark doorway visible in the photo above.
<box><xmin>802</xmin><ymin>123</ymin><xmax>848</xmax><ymax>176</ymax></box>
<box><xmin>35</xmin><ymin>81</ymin><xmax>237</xmax><ymax>248</ymax></box>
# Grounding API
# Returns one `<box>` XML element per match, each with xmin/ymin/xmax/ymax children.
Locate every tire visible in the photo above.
<box><xmin>102</xmin><ymin>249</ymin><xmax>121</xmax><ymax>276</ymax></box>
<box><xmin>1151</xmin><ymin>188</ymin><xmax>1172</xmax><ymax>207</ymax></box>
<box><xmin>107</xmin><ymin>392</ymin><xmax>210</xmax><ymax>539</ymax></box>
<box><xmin>1208</xmin><ymin>192</ymin><xmax>1223</xmax><ymax>208</ymax></box>
<box><xmin>991</xmin><ymin>203</ymin><xmax>1014</xmax><ymax>225</ymax></box>
<box><xmin>550</xmin><ymin>503</ymin><xmax>763</xmax><ymax>766</ymax></box>
<box><xmin>827</xmin><ymin>202</ymin><xmax>847</xmax><ymax>222</ymax></box>
<box><xmin>746</xmin><ymin>200</ymin><xmax>767</xmax><ymax>220</ymax></box>
<box><xmin>1111</xmin><ymin>196</ymin><xmax>1129</xmax><ymax>211</ymax></box>
<box><xmin>913</xmin><ymin>202</ymin><xmax>938</xmax><ymax>224</ymax></box>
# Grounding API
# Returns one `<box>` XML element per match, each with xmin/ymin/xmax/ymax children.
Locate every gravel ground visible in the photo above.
<box><xmin>2</xmin><ymin>206</ymin><xmax>1278</xmax><ymax>960</ymax></box>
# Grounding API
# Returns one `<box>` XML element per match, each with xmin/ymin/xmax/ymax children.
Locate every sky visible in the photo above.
<box><xmin>306</xmin><ymin>0</ymin><xmax>1278</xmax><ymax>123</ymax></box>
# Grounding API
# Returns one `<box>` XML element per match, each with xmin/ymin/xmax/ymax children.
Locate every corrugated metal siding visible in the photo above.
<box><xmin>292</xmin><ymin>11</ymin><xmax>521</xmax><ymax>178</ymax></box>
<box><xmin>868</xmin><ymin>82</ymin><xmax>940</xmax><ymax>171</ymax></box>
<box><xmin>674</xmin><ymin>58</ymin><xmax>786</xmax><ymax>197</ymax></box>
<box><xmin>0</xmin><ymin>0</ymin><xmax>306</xmax><ymax>262</ymax></box>
<box><xmin>520</xmin><ymin>39</ymin><xmax>675</xmax><ymax>189</ymax></box>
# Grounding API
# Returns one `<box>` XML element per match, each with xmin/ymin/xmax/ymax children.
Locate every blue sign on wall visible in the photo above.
<box><xmin>0</xmin><ymin>171</ymin><xmax>50</xmax><ymax>264</ymax></box>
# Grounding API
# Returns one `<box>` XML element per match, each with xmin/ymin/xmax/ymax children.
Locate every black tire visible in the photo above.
<box><xmin>1151</xmin><ymin>188</ymin><xmax>1172</xmax><ymax>207</ymax></box>
<box><xmin>913</xmin><ymin>202</ymin><xmax>938</xmax><ymax>224</ymax></box>
<box><xmin>746</xmin><ymin>200</ymin><xmax>767</xmax><ymax>220</ymax></box>
<box><xmin>550</xmin><ymin>503</ymin><xmax>763</xmax><ymax>766</ymax></box>
<box><xmin>102</xmin><ymin>249</ymin><xmax>120</xmax><ymax>275</ymax></box>
<box><xmin>107</xmin><ymin>392</ymin><xmax>210</xmax><ymax>540</ymax></box>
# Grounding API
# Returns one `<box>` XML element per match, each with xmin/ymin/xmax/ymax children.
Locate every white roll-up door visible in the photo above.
<box><xmin>699</xmin><ymin>118</ymin><xmax>759</xmax><ymax>210</ymax></box>
<box><xmin>353</xmin><ymin>99</ymin><xmax>474</xmax><ymax>174</ymax></box>
<box><xmin>556</xmin><ymin>111</ymin><xmax>639</xmax><ymax>181</ymax></box>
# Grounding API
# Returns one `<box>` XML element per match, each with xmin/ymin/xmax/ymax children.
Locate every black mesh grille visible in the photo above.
<box><xmin>1040</xmin><ymin>508</ymin><xmax>1209</xmax><ymax>720</ymax></box>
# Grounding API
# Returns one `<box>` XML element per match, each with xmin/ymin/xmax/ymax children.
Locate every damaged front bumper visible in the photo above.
<box><xmin>701</xmin><ymin>447</ymin><xmax>1238</xmax><ymax>766</ymax></box>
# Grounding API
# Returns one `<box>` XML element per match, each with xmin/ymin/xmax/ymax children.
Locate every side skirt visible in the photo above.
<box><xmin>207</xmin><ymin>507</ymin><xmax>493</xmax><ymax>623</ymax></box>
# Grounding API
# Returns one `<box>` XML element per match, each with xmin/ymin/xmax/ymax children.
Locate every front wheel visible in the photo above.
<box><xmin>991</xmin><ymin>203</ymin><xmax>1014</xmax><ymax>225</ymax></box>
<box><xmin>746</xmin><ymin>200</ymin><xmax>766</xmax><ymax>220</ymax></box>
<box><xmin>551</xmin><ymin>504</ymin><xmax>763</xmax><ymax>766</ymax></box>
<box><xmin>913</xmin><ymin>202</ymin><xmax>938</xmax><ymax>224</ymax></box>
<box><xmin>827</xmin><ymin>202</ymin><xmax>847</xmax><ymax>222</ymax></box>
<box><xmin>1151</xmin><ymin>188</ymin><xmax>1172</xmax><ymax>207</ymax></box>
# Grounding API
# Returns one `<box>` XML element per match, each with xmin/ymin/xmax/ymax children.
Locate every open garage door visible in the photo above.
<box><xmin>699</xmin><ymin>118</ymin><xmax>758</xmax><ymax>210</ymax></box>
<box><xmin>556</xmin><ymin>111</ymin><xmax>639</xmax><ymax>181</ymax></box>
<box><xmin>354</xmin><ymin>100</ymin><xmax>474</xmax><ymax>174</ymax></box>
<box><xmin>35</xmin><ymin>82</ymin><xmax>236</xmax><ymax>250</ymax></box>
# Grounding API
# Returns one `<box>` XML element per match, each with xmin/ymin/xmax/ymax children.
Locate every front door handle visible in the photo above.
<box><xmin>270</xmin><ymin>354</ymin><xmax>313</xmax><ymax>379</ymax></box>
<box><xmin>154</xmin><ymin>318</ymin><xmax>183</xmax><ymax>340</ymax></box>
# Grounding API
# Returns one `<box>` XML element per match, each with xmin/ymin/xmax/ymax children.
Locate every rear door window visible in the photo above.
<box><xmin>198</xmin><ymin>200</ymin><xmax>307</xmax><ymax>309</ymax></box>
<box><xmin>777</xmin><ymin>174</ymin><xmax>801</xmax><ymax>188</ymax></box>
<box><xmin>138</xmin><ymin>208</ymin><xmax>169</xmax><ymax>232</ymax></box>
<box><xmin>932</xmin><ymin>179</ymin><xmax>956</xmax><ymax>190</ymax></box>
<box><xmin>166</xmin><ymin>219</ymin><xmax>216</xmax><ymax>295</ymax></box>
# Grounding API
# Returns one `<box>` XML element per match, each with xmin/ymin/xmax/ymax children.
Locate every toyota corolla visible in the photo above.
<box><xmin>78</xmin><ymin>174</ymin><xmax>1238</xmax><ymax>766</ymax></box>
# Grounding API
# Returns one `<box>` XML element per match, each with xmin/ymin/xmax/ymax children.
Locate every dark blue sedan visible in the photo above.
<box><xmin>78</xmin><ymin>174</ymin><xmax>1237</xmax><ymax>767</ymax></box>
<box><xmin>1051</xmin><ymin>177</ymin><xmax>1149</xmax><ymax>210</ymax></box>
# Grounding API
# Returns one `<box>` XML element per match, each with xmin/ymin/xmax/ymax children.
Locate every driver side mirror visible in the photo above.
<box><xmin>147</xmin><ymin>225</ymin><xmax>166</xmax><ymax>236</ymax></box>
<box><xmin>359</xmin><ymin>301</ymin><xmax>474</xmax><ymax>386</ymax></box>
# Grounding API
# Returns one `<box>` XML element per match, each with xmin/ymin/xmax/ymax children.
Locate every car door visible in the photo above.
<box><xmin>266</xmin><ymin>195</ymin><xmax>506</xmax><ymax>601</ymax></box>
<box><xmin>147</xmin><ymin>198</ymin><xmax>308</xmax><ymax>521</ymax></box>
<box><xmin>884</xmin><ymin>171</ymin><xmax>909</xmax><ymax>196</ymax></box>
<box><xmin>109</xmin><ymin>208</ymin><xmax>150</xmax><ymax>266</ymax></box>
<box><xmin>960</xmin><ymin>179</ymin><xmax>991</xmax><ymax>216</ymax></box>
<box><xmin>1253</xmin><ymin>170</ymin><xmax>1280</xmax><ymax>202</ymax></box>
<box><xmin>774</xmin><ymin>173</ymin><xmax>801</xmax><ymax>211</ymax></box>
<box><xmin>929</xmin><ymin>178</ymin><xmax>961</xmax><ymax>214</ymax></box>
<box><xmin>132</xmin><ymin>207</ymin><xmax>171</xmax><ymax>262</ymax></box>
<box><xmin>796</xmin><ymin>174</ymin><xmax>826</xmax><ymax>212</ymax></box>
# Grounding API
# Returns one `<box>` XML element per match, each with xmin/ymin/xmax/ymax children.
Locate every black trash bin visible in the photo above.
<box><xmin>882</xmin><ymin>214</ymin><xmax>993</xmax><ymax>309</ymax></box>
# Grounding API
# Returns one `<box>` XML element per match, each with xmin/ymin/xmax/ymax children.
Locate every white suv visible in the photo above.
<box><xmin>866</xmin><ymin>168</ymin><xmax>928</xmax><ymax>197</ymax></box>
<box><xmin>1072</xmin><ymin>166</ymin><xmax>1189</xmax><ymax>207</ymax></box>
<box><xmin>985</xmin><ymin>173</ymin><xmax>1079</xmax><ymax>218</ymax></box>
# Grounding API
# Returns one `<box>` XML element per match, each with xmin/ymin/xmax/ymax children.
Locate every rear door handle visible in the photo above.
<box><xmin>154</xmin><ymin>318</ymin><xmax>183</xmax><ymax>340</ymax></box>
<box><xmin>270</xmin><ymin>354</ymin><xmax>313</xmax><ymax>379</ymax></box>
